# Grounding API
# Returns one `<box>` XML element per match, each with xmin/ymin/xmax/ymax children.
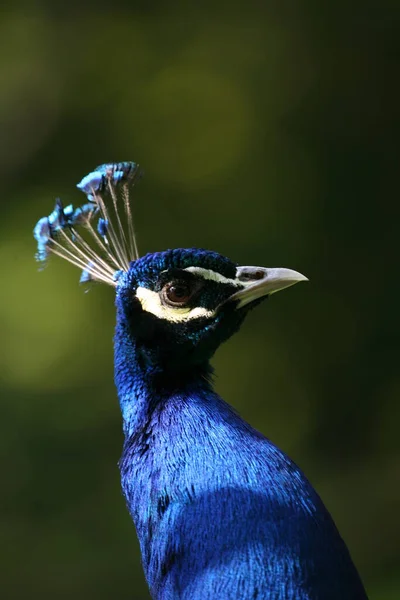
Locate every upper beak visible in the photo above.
<box><xmin>228</xmin><ymin>266</ymin><xmax>308</xmax><ymax>309</ymax></box>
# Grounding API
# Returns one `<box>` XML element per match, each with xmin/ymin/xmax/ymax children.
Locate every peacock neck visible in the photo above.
<box><xmin>114</xmin><ymin>314</ymin><xmax>213</xmax><ymax>438</ymax></box>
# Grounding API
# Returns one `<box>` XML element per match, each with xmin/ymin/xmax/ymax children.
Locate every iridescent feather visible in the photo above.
<box><xmin>33</xmin><ymin>162</ymin><xmax>142</xmax><ymax>285</ymax></box>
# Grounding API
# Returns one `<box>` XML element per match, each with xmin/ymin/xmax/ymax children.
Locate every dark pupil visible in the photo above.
<box><xmin>167</xmin><ymin>283</ymin><xmax>190</xmax><ymax>303</ymax></box>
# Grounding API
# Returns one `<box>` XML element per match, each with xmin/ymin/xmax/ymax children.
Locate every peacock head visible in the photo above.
<box><xmin>34</xmin><ymin>162</ymin><xmax>307</xmax><ymax>370</ymax></box>
<box><xmin>115</xmin><ymin>248</ymin><xmax>307</xmax><ymax>369</ymax></box>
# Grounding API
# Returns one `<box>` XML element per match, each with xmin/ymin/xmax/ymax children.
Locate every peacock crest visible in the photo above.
<box><xmin>33</xmin><ymin>162</ymin><xmax>142</xmax><ymax>286</ymax></box>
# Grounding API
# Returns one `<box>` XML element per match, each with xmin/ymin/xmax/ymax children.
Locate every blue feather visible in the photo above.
<box><xmin>114</xmin><ymin>249</ymin><xmax>368</xmax><ymax>599</ymax></box>
<box><xmin>33</xmin><ymin>165</ymin><xmax>368</xmax><ymax>599</ymax></box>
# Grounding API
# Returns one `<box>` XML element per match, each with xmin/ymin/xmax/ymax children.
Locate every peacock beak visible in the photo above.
<box><xmin>229</xmin><ymin>266</ymin><xmax>308</xmax><ymax>309</ymax></box>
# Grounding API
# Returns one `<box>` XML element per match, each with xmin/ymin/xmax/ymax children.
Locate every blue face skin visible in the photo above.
<box><xmin>114</xmin><ymin>248</ymin><xmax>253</xmax><ymax>374</ymax></box>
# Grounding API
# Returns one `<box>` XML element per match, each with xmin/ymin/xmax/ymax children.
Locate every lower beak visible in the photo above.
<box><xmin>229</xmin><ymin>266</ymin><xmax>308</xmax><ymax>309</ymax></box>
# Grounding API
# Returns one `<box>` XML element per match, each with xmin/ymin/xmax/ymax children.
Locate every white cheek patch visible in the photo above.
<box><xmin>136</xmin><ymin>287</ymin><xmax>215</xmax><ymax>322</ymax></box>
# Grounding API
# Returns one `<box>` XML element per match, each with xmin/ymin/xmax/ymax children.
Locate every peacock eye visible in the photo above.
<box><xmin>162</xmin><ymin>281</ymin><xmax>193</xmax><ymax>307</ymax></box>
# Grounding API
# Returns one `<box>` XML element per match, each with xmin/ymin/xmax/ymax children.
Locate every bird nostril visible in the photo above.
<box><xmin>238</xmin><ymin>269</ymin><xmax>266</xmax><ymax>282</ymax></box>
<box><xmin>252</xmin><ymin>270</ymin><xmax>265</xmax><ymax>280</ymax></box>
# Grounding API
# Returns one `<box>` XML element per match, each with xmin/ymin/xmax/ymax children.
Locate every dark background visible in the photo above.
<box><xmin>1</xmin><ymin>2</ymin><xmax>399</xmax><ymax>598</ymax></box>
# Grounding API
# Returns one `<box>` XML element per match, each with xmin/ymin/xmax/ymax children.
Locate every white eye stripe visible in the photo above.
<box><xmin>183</xmin><ymin>267</ymin><xmax>240</xmax><ymax>287</ymax></box>
<box><xmin>136</xmin><ymin>287</ymin><xmax>214</xmax><ymax>322</ymax></box>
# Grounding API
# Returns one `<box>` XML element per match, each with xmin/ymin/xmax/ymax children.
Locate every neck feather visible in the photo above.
<box><xmin>114</xmin><ymin>315</ymin><xmax>213</xmax><ymax>437</ymax></box>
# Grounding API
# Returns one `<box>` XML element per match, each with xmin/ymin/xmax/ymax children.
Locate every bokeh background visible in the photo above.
<box><xmin>1</xmin><ymin>2</ymin><xmax>399</xmax><ymax>598</ymax></box>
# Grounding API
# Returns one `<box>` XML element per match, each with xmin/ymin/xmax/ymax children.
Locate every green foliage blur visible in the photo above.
<box><xmin>0</xmin><ymin>2</ymin><xmax>399</xmax><ymax>598</ymax></box>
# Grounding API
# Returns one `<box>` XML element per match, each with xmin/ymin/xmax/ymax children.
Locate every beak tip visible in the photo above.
<box><xmin>288</xmin><ymin>270</ymin><xmax>308</xmax><ymax>284</ymax></box>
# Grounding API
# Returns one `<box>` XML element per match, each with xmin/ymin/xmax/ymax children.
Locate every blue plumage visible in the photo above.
<box><xmin>76</xmin><ymin>161</ymin><xmax>139</xmax><ymax>200</ymax></box>
<box><xmin>115</xmin><ymin>249</ymin><xmax>368</xmax><ymax>599</ymax></box>
<box><xmin>33</xmin><ymin>164</ymin><xmax>368</xmax><ymax>599</ymax></box>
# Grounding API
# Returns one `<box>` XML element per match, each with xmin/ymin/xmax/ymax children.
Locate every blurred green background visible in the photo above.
<box><xmin>1</xmin><ymin>2</ymin><xmax>399</xmax><ymax>598</ymax></box>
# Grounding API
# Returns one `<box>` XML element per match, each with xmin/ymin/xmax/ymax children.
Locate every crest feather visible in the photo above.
<box><xmin>33</xmin><ymin>162</ymin><xmax>142</xmax><ymax>286</ymax></box>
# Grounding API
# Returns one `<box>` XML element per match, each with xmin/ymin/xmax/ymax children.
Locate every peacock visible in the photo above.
<box><xmin>34</xmin><ymin>162</ymin><xmax>368</xmax><ymax>599</ymax></box>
